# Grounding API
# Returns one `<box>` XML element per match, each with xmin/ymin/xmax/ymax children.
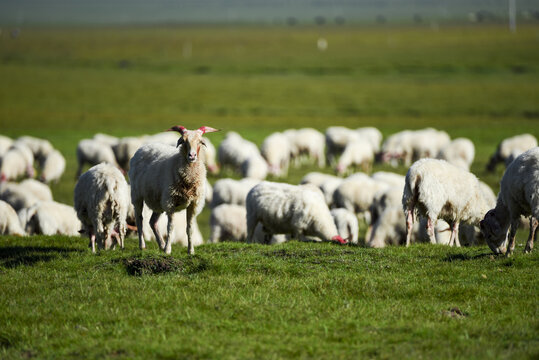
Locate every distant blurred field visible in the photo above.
<box><xmin>0</xmin><ymin>24</ymin><xmax>538</xmax><ymax>359</ymax></box>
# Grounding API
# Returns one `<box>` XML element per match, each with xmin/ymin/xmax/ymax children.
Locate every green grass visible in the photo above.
<box><xmin>1</xmin><ymin>24</ymin><xmax>539</xmax><ymax>358</ymax></box>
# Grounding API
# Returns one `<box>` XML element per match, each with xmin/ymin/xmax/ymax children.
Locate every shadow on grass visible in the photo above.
<box><xmin>443</xmin><ymin>252</ymin><xmax>493</xmax><ymax>262</ymax></box>
<box><xmin>121</xmin><ymin>255</ymin><xmax>210</xmax><ymax>276</ymax></box>
<box><xmin>0</xmin><ymin>246</ymin><xmax>82</xmax><ymax>269</ymax></box>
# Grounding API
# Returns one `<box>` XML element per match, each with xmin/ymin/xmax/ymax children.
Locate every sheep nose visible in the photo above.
<box><xmin>188</xmin><ymin>152</ymin><xmax>197</xmax><ymax>162</ymax></box>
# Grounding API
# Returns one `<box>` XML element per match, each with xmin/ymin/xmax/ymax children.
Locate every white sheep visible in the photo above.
<box><xmin>380</xmin><ymin>130</ymin><xmax>414</xmax><ymax>166</ymax></box>
<box><xmin>330</xmin><ymin>208</ymin><xmax>359</xmax><ymax>244</ymax></box>
<box><xmin>19</xmin><ymin>179</ymin><xmax>53</xmax><ymax>202</ymax></box>
<box><xmin>300</xmin><ymin>172</ymin><xmax>339</xmax><ymax>187</ymax></box>
<box><xmin>204</xmin><ymin>180</ymin><xmax>213</xmax><ymax>206</ymax></box>
<box><xmin>112</xmin><ymin>136</ymin><xmax>145</xmax><ymax>171</ymax></box>
<box><xmin>356</xmin><ymin>127</ymin><xmax>383</xmax><ymax>153</ymax></box>
<box><xmin>209</xmin><ymin>203</ymin><xmax>287</xmax><ymax>244</ymax></box>
<box><xmin>336</xmin><ymin>140</ymin><xmax>374</xmax><ymax>175</ymax></box>
<box><xmin>437</xmin><ymin>138</ymin><xmax>475</xmax><ymax>170</ymax></box>
<box><xmin>92</xmin><ymin>133</ymin><xmax>119</xmax><ymax>147</ymax></box>
<box><xmin>74</xmin><ymin>163</ymin><xmax>130</xmax><ymax>252</ymax></box>
<box><xmin>370</xmin><ymin>171</ymin><xmax>405</xmax><ymax>188</ymax></box>
<box><xmin>261</xmin><ymin>132</ymin><xmax>291</xmax><ymax>177</ymax></box>
<box><xmin>325</xmin><ymin>126</ymin><xmax>360</xmax><ymax>165</ymax></box>
<box><xmin>486</xmin><ymin>134</ymin><xmax>537</xmax><ymax>172</ymax></box>
<box><xmin>199</xmin><ymin>137</ymin><xmax>218</xmax><ymax>175</ymax></box>
<box><xmin>39</xmin><ymin>149</ymin><xmax>66</xmax><ymax>183</ymax></box>
<box><xmin>129</xmin><ymin>125</ymin><xmax>219</xmax><ymax>255</ymax></box>
<box><xmin>480</xmin><ymin>147</ymin><xmax>539</xmax><ymax>255</ymax></box>
<box><xmin>246</xmin><ymin>181</ymin><xmax>347</xmax><ymax>244</ymax></box>
<box><xmin>319</xmin><ymin>177</ymin><xmax>344</xmax><ymax>207</ymax></box>
<box><xmin>284</xmin><ymin>128</ymin><xmax>325</xmax><ymax>167</ymax></box>
<box><xmin>218</xmin><ymin>131</ymin><xmax>259</xmax><ymax>172</ymax></box>
<box><xmin>76</xmin><ymin>138</ymin><xmax>120</xmax><ymax>178</ymax></box>
<box><xmin>0</xmin><ymin>182</ymin><xmax>43</xmax><ymax>211</ymax></box>
<box><xmin>20</xmin><ymin>201</ymin><xmax>81</xmax><ymax>236</ymax></box>
<box><xmin>210</xmin><ymin>177</ymin><xmax>260</xmax><ymax>208</ymax></box>
<box><xmin>15</xmin><ymin>136</ymin><xmax>54</xmax><ymax>164</ymax></box>
<box><xmin>0</xmin><ymin>200</ymin><xmax>25</xmax><ymax>235</ymax></box>
<box><xmin>0</xmin><ymin>143</ymin><xmax>35</xmax><ymax>181</ymax></box>
<box><xmin>241</xmin><ymin>152</ymin><xmax>268</xmax><ymax>180</ymax></box>
<box><xmin>143</xmin><ymin>131</ymin><xmax>178</xmax><ymax>147</ymax></box>
<box><xmin>402</xmin><ymin>158</ymin><xmax>492</xmax><ymax>247</ymax></box>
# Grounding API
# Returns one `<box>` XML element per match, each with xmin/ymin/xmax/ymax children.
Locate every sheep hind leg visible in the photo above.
<box><xmin>405</xmin><ymin>209</ymin><xmax>414</xmax><ymax>247</ymax></box>
<box><xmin>184</xmin><ymin>206</ymin><xmax>195</xmax><ymax>255</ymax></box>
<box><xmin>524</xmin><ymin>217</ymin><xmax>537</xmax><ymax>254</ymax></box>
<box><xmin>133</xmin><ymin>202</ymin><xmax>146</xmax><ymax>250</ymax></box>
<box><xmin>149</xmin><ymin>212</ymin><xmax>165</xmax><ymax>251</ymax></box>
<box><xmin>427</xmin><ymin>217</ymin><xmax>436</xmax><ymax>244</ymax></box>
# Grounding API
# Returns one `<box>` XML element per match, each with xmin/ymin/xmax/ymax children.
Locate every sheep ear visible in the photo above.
<box><xmin>176</xmin><ymin>137</ymin><xmax>184</xmax><ymax>148</ymax></box>
<box><xmin>198</xmin><ymin>126</ymin><xmax>219</xmax><ymax>135</ymax></box>
<box><xmin>168</xmin><ymin>125</ymin><xmax>187</xmax><ymax>135</ymax></box>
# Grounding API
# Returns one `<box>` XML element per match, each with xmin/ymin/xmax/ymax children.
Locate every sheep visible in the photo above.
<box><xmin>144</xmin><ymin>132</ymin><xmax>178</xmax><ymax>147</ymax></box>
<box><xmin>246</xmin><ymin>181</ymin><xmax>347</xmax><ymax>244</ymax></box>
<box><xmin>0</xmin><ymin>143</ymin><xmax>35</xmax><ymax>181</ymax></box>
<box><xmin>380</xmin><ymin>128</ymin><xmax>450</xmax><ymax>166</ymax></box>
<box><xmin>319</xmin><ymin>177</ymin><xmax>344</xmax><ymax>207</ymax></box>
<box><xmin>325</xmin><ymin>126</ymin><xmax>360</xmax><ymax>166</ymax></box>
<box><xmin>0</xmin><ymin>200</ymin><xmax>25</xmax><ymax>235</ymax></box>
<box><xmin>199</xmin><ymin>137</ymin><xmax>218</xmax><ymax>175</ymax></box>
<box><xmin>112</xmin><ymin>136</ymin><xmax>145</xmax><ymax>171</ymax></box>
<box><xmin>371</xmin><ymin>171</ymin><xmax>405</xmax><ymax>188</ymax></box>
<box><xmin>300</xmin><ymin>172</ymin><xmax>339</xmax><ymax>188</ymax></box>
<box><xmin>330</xmin><ymin>208</ymin><xmax>359</xmax><ymax>244</ymax></box>
<box><xmin>241</xmin><ymin>152</ymin><xmax>268</xmax><ymax>180</ymax></box>
<box><xmin>284</xmin><ymin>128</ymin><xmax>325</xmax><ymax>167</ymax></box>
<box><xmin>437</xmin><ymin>138</ymin><xmax>475</xmax><ymax>170</ymax></box>
<box><xmin>380</xmin><ymin>130</ymin><xmax>414</xmax><ymax>166</ymax></box>
<box><xmin>204</xmin><ymin>180</ymin><xmax>213</xmax><ymax>206</ymax></box>
<box><xmin>332</xmin><ymin>172</ymin><xmax>389</xmax><ymax>223</ymax></box>
<box><xmin>486</xmin><ymin>134</ymin><xmax>537</xmax><ymax>172</ymax></box>
<box><xmin>480</xmin><ymin>147</ymin><xmax>539</xmax><ymax>255</ymax></box>
<box><xmin>0</xmin><ymin>135</ymin><xmax>14</xmax><ymax>156</ymax></box>
<box><xmin>356</xmin><ymin>127</ymin><xmax>383</xmax><ymax>153</ymax></box>
<box><xmin>209</xmin><ymin>203</ymin><xmax>286</xmax><ymax>244</ymax></box>
<box><xmin>19</xmin><ymin>179</ymin><xmax>53</xmax><ymax>202</ymax></box>
<box><xmin>0</xmin><ymin>182</ymin><xmax>42</xmax><ymax>211</ymax></box>
<box><xmin>20</xmin><ymin>201</ymin><xmax>81</xmax><ymax>236</ymax></box>
<box><xmin>15</xmin><ymin>136</ymin><xmax>54</xmax><ymax>164</ymax></box>
<box><xmin>403</xmin><ymin>158</ymin><xmax>492</xmax><ymax>247</ymax></box>
<box><xmin>210</xmin><ymin>178</ymin><xmax>260</xmax><ymax>208</ymax></box>
<box><xmin>92</xmin><ymin>133</ymin><xmax>119</xmax><ymax>147</ymax></box>
<box><xmin>218</xmin><ymin>131</ymin><xmax>259</xmax><ymax>172</ymax></box>
<box><xmin>336</xmin><ymin>140</ymin><xmax>374</xmax><ymax>175</ymax></box>
<box><xmin>411</xmin><ymin>128</ymin><xmax>451</xmax><ymax>161</ymax></box>
<box><xmin>74</xmin><ymin>163</ymin><xmax>130</xmax><ymax>252</ymax></box>
<box><xmin>76</xmin><ymin>138</ymin><xmax>120</xmax><ymax>178</ymax></box>
<box><xmin>129</xmin><ymin>125</ymin><xmax>219</xmax><ymax>255</ymax></box>
<box><xmin>261</xmin><ymin>132</ymin><xmax>291</xmax><ymax>177</ymax></box>
<box><xmin>39</xmin><ymin>149</ymin><xmax>66</xmax><ymax>183</ymax></box>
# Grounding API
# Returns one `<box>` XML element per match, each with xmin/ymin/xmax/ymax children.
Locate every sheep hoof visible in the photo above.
<box><xmin>524</xmin><ymin>247</ymin><xmax>532</xmax><ymax>254</ymax></box>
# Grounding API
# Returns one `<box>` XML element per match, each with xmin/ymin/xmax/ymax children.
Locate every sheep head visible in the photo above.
<box><xmin>480</xmin><ymin>209</ymin><xmax>508</xmax><ymax>255</ymax></box>
<box><xmin>168</xmin><ymin>126</ymin><xmax>219</xmax><ymax>164</ymax></box>
<box><xmin>332</xmin><ymin>235</ymin><xmax>347</xmax><ymax>245</ymax></box>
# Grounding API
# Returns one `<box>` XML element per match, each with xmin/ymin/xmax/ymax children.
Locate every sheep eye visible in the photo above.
<box><xmin>200</xmin><ymin>140</ymin><xmax>207</xmax><ymax>148</ymax></box>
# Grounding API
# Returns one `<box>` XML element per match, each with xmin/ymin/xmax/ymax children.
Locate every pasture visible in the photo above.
<box><xmin>1</xmin><ymin>24</ymin><xmax>538</xmax><ymax>358</ymax></box>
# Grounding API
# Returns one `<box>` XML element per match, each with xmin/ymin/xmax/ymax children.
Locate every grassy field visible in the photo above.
<box><xmin>1</xmin><ymin>24</ymin><xmax>539</xmax><ymax>358</ymax></box>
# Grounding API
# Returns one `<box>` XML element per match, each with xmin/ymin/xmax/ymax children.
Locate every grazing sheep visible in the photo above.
<box><xmin>93</xmin><ymin>133</ymin><xmax>119</xmax><ymax>147</ymax></box>
<box><xmin>0</xmin><ymin>182</ymin><xmax>42</xmax><ymax>211</ymax></box>
<box><xmin>300</xmin><ymin>172</ymin><xmax>339</xmax><ymax>187</ymax></box>
<box><xmin>74</xmin><ymin>163</ymin><xmax>130</xmax><ymax>252</ymax></box>
<box><xmin>403</xmin><ymin>158</ymin><xmax>492</xmax><ymax>247</ymax></box>
<box><xmin>129</xmin><ymin>125</ymin><xmax>219</xmax><ymax>255</ymax></box>
<box><xmin>325</xmin><ymin>126</ymin><xmax>360</xmax><ymax>166</ymax></box>
<box><xmin>39</xmin><ymin>149</ymin><xmax>66</xmax><ymax>183</ymax></box>
<box><xmin>380</xmin><ymin>130</ymin><xmax>414</xmax><ymax>166</ymax></box>
<box><xmin>330</xmin><ymin>208</ymin><xmax>359</xmax><ymax>244</ymax></box>
<box><xmin>284</xmin><ymin>128</ymin><xmax>325</xmax><ymax>167</ymax></box>
<box><xmin>319</xmin><ymin>177</ymin><xmax>344</xmax><ymax>207</ymax></box>
<box><xmin>437</xmin><ymin>138</ymin><xmax>475</xmax><ymax>170</ymax></box>
<box><xmin>261</xmin><ymin>132</ymin><xmax>291</xmax><ymax>177</ymax></box>
<box><xmin>486</xmin><ymin>134</ymin><xmax>537</xmax><ymax>172</ymax></box>
<box><xmin>209</xmin><ymin>203</ymin><xmax>286</xmax><ymax>244</ymax></box>
<box><xmin>0</xmin><ymin>200</ymin><xmax>25</xmax><ymax>235</ymax></box>
<box><xmin>210</xmin><ymin>178</ymin><xmax>260</xmax><ymax>208</ymax></box>
<box><xmin>15</xmin><ymin>136</ymin><xmax>53</xmax><ymax>164</ymax></box>
<box><xmin>21</xmin><ymin>201</ymin><xmax>81</xmax><ymax>236</ymax></box>
<box><xmin>246</xmin><ymin>181</ymin><xmax>347</xmax><ymax>244</ymax></box>
<box><xmin>371</xmin><ymin>171</ymin><xmax>405</xmax><ymax>188</ymax></box>
<box><xmin>241</xmin><ymin>152</ymin><xmax>268</xmax><ymax>180</ymax></box>
<box><xmin>480</xmin><ymin>147</ymin><xmax>539</xmax><ymax>255</ymax></box>
<box><xmin>356</xmin><ymin>127</ymin><xmax>383</xmax><ymax>153</ymax></box>
<box><xmin>76</xmin><ymin>138</ymin><xmax>120</xmax><ymax>178</ymax></box>
<box><xmin>112</xmin><ymin>136</ymin><xmax>145</xmax><ymax>171</ymax></box>
<box><xmin>0</xmin><ymin>143</ymin><xmax>35</xmax><ymax>181</ymax></box>
<box><xmin>218</xmin><ymin>131</ymin><xmax>259</xmax><ymax>171</ymax></box>
<box><xmin>19</xmin><ymin>179</ymin><xmax>53</xmax><ymax>202</ymax></box>
<box><xmin>332</xmin><ymin>173</ymin><xmax>389</xmax><ymax>223</ymax></box>
<box><xmin>336</xmin><ymin>140</ymin><xmax>374</xmax><ymax>175</ymax></box>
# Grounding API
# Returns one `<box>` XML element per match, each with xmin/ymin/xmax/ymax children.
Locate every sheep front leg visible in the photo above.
<box><xmin>505</xmin><ymin>219</ymin><xmax>520</xmax><ymax>256</ymax></box>
<box><xmin>164</xmin><ymin>213</ymin><xmax>174</xmax><ymax>255</ymax></box>
<box><xmin>89</xmin><ymin>228</ymin><xmax>96</xmax><ymax>253</ymax></box>
<box><xmin>405</xmin><ymin>209</ymin><xmax>414</xmax><ymax>247</ymax></box>
<box><xmin>150</xmin><ymin>212</ymin><xmax>166</xmax><ymax>251</ymax></box>
<box><xmin>134</xmin><ymin>205</ymin><xmax>146</xmax><ymax>250</ymax></box>
<box><xmin>185</xmin><ymin>206</ymin><xmax>196</xmax><ymax>255</ymax></box>
<box><xmin>426</xmin><ymin>217</ymin><xmax>436</xmax><ymax>244</ymax></box>
<box><xmin>525</xmin><ymin>217</ymin><xmax>537</xmax><ymax>254</ymax></box>
<box><xmin>449</xmin><ymin>221</ymin><xmax>460</xmax><ymax>247</ymax></box>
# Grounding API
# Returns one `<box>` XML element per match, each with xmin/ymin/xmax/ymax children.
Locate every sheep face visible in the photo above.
<box><xmin>480</xmin><ymin>209</ymin><xmax>508</xmax><ymax>254</ymax></box>
<box><xmin>168</xmin><ymin>125</ymin><xmax>220</xmax><ymax>164</ymax></box>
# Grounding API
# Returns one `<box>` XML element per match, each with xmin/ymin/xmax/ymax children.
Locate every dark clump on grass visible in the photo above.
<box><xmin>442</xmin><ymin>307</ymin><xmax>469</xmax><ymax>319</ymax></box>
<box><xmin>443</xmin><ymin>252</ymin><xmax>492</xmax><ymax>262</ymax></box>
<box><xmin>122</xmin><ymin>255</ymin><xmax>209</xmax><ymax>276</ymax></box>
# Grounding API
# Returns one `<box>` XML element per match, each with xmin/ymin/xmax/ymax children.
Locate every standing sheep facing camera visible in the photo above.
<box><xmin>480</xmin><ymin>147</ymin><xmax>539</xmax><ymax>255</ymax></box>
<box><xmin>129</xmin><ymin>125</ymin><xmax>219</xmax><ymax>255</ymax></box>
<box><xmin>74</xmin><ymin>163</ymin><xmax>130</xmax><ymax>252</ymax></box>
<box><xmin>246</xmin><ymin>181</ymin><xmax>347</xmax><ymax>245</ymax></box>
<box><xmin>403</xmin><ymin>158</ymin><xmax>492</xmax><ymax>247</ymax></box>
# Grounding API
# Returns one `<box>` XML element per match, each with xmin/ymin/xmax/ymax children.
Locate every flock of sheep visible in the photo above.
<box><xmin>0</xmin><ymin>126</ymin><xmax>537</xmax><ymax>257</ymax></box>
